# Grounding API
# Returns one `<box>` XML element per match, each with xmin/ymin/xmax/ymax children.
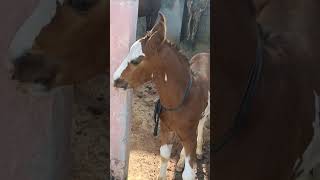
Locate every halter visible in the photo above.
<box><xmin>153</xmin><ymin>73</ymin><xmax>193</xmax><ymax>136</ymax></box>
<box><xmin>212</xmin><ymin>23</ymin><xmax>265</xmax><ymax>153</ymax></box>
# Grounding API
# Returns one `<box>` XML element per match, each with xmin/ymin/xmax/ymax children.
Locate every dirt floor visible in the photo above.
<box><xmin>127</xmin><ymin>18</ymin><xmax>210</xmax><ymax>180</ymax></box>
<box><xmin>70</xmin><ymin>75</ymin><xmax>108</xmax><ymax>180</ymax></box>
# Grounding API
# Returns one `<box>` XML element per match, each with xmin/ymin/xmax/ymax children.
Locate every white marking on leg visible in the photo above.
<box><xmin>159</xmin><ymin>144</ymin><xmax>172</xmax><ymax>179</ymax></box>
<box><xmin>151</xmin><ymin>73</ymin><xmax>154</xmax><ymax>79</ymax></box>
<box><xmin>201</xmin><ymin>91</ymin><xmax>210</xmax><ymax>118</ymax></box>
<box><xmin>197</xmin><ymin>118</ymin><xmax>206</xmax><ymax>159</ymax></box>
<box><xmin>177</xmin><ymin>147</ymin><xmax>185</xmax><ymax>172</ymax></box>
<box><xmin>182</xmin><ymin>156</ymin><xmax>196</xmax><ymax>180</ymax></box>
<box><xmin>164</xmin><ymin>73</ymin><xmax>168</xmax><ymax>82</ymax></box>
<box><xmin>113</xmin><ymin>40</ymin><xmax>145</xmax><ymax>81</ymax></box>
<box><xmin>197</xmin><ymin>91</ymin><xmax>210</xmax><ymax>159</ymax></box>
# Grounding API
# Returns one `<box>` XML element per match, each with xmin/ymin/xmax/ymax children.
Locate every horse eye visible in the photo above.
<box><xmin>131</xmin><ymin>56</ymin><xmax>144</xmax><ymax>65</ymax></box>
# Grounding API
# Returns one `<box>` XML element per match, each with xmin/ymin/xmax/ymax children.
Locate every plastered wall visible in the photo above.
<box><xmin>0</xmin><ymin>0</ymin><xmax>72</xmax><ymax>179</ymax></box>
<box><xmin>110</xmin><ymin>0</ymin><xmax>138</xmax><ymax>179</ymax></box>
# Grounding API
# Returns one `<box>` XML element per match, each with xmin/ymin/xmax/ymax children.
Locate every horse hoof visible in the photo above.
<box><xmin>196</xmin><ymin>154</ymin><xmax>203</xmax><ymax>160</ymax></box>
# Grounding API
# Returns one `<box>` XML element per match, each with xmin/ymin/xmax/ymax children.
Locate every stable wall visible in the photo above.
<box><xmin>0</xmin><ymin>0</ymin><xmax>72</xmax><ymax>179</ymax></box>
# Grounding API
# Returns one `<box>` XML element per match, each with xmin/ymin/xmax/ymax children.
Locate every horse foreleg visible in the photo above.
<box><xmin>181</xmin><ymin>133</ymin><xmax>197</xmax><ymax>180</ymax></box>
<box><xmin>158</xmin><ymin>123</ymin><xmax>173</xmax><ymax>180</ymax></box>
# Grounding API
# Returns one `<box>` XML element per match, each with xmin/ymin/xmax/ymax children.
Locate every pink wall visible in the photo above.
<box><xmin>110</xmin><ymin>0</ymin><xmax>139</xmax><ymax>178</ymax></box>
<box><xmin>0</xmin><ymin>0</ymin><xmax>72</xmax><ymax>179</ymax></box>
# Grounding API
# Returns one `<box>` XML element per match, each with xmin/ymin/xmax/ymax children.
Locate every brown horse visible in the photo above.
<box><xmin>11</xmin><ymin>0</ymin><xmax>106</xmax><ymax>92</ymax></box>
<box><xmin>68</xmin><ymin>0</ymin><xmax>161</xmax><ymax>31</ymax></box>
<box><xmin>213</xmin><ymin>0</ymin><xmax>319</xmax><ymax>179</ymax></box>
<box><xmin>113</xmin><ymin>13</ymin><xmax>210</xmax><ymax>179</ymax></box>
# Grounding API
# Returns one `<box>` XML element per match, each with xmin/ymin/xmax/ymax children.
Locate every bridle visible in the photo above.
<box><xmin>153</xmin><ymin>73</ymin><xmax>193</xmax><ymax>136</ymax></box>
<box><xmin>212</xmin><ymin>23</ymin><xmax>265</xmax><ymax>153</ymax></box>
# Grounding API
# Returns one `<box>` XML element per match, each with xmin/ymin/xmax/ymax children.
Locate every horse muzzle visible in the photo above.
<box><xmin>113</xmin><ymin>78</ymin><xmax>129</xmax><ymax>89</ymax></box>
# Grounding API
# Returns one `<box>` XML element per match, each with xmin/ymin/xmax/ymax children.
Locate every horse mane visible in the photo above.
<box><xmin>162</xmin><ymin>39</ymin><xmax>190</xmax><ymax>67</ymax></box>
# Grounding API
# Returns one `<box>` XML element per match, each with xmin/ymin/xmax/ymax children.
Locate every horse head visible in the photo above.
<box><xmin>113</xmin><ymin>12</ymin><xmax>167</xmax><ymax>89</ymax></box>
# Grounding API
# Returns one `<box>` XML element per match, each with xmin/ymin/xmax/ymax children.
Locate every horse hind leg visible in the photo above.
<box><xmin>196</xmin><ymin>116</ymin><xmax>207</xmax><ymax>160</ymax></box>
<box><xmin>196</xmin><ymin>92</ymin><xmax>210</xmax><ymax>159</ymax></box>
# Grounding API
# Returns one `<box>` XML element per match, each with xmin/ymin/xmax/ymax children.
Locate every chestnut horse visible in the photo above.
<box><xmin>11</xmin><ymin>0</ymin><xmax>106</xmax><ymax>92</ymax></box>
<box><xmin>213</xmin><ymin>0</ymin><xmax>320</xmax><ymax>179</ymax></box>
<box><xmin>68</xmin><ymin>0</ymin><xmax>162</xmax><ymax>31</ymax></box>
<box><xmin>113</xmin><ymin>13</ymin><xmax>210</xmax><ymax>179</ymax></box>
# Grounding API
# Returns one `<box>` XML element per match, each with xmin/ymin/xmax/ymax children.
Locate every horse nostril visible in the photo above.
<box><xmin>114</xmin><ymin>78</ymin><xmax>128</xmax><ymax>89</ymax></box>
<box><xmin>114</xmin><ymin>78</ymin><xmax>121</xmax><ymax>87</ymax></box>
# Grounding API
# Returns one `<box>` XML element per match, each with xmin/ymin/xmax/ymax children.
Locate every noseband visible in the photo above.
<box><xmin>212</xmin><ymin>23</ymin><xmax>265</xmax><ymax>153</ymax></box>
<box><xmin>153</xmin><ymin>73</ymin><xmax>193</xmax><ymax>136</ymax></box>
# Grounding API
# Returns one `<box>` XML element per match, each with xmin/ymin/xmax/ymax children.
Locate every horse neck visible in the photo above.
<box><xmin>152</xmin><ymin>42</ymin><xmax>191</xmax><ymax>108</ymax></box>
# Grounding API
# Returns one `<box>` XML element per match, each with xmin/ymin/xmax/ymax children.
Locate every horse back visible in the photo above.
<box><xmin>190</xmin><ymin>52</ymin><xmax>210</xmax><ymax>88</ymax></box>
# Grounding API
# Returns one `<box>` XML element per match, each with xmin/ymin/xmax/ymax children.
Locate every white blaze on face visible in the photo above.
<box><xmin>113</xmin><ymin>40</ymin><xmax>145</xmax><ymax>81</ymax></box>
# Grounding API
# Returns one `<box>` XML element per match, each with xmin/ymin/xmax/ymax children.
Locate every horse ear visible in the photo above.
<box><xmin>146</xmin><ymin>12</ymin><xmax>166</xmax><ymax>53</ymax></box>
<box><xmin>150</xmin><ymin>12</ymin><xmax>166</xmax><ymax>37</ymax></box>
